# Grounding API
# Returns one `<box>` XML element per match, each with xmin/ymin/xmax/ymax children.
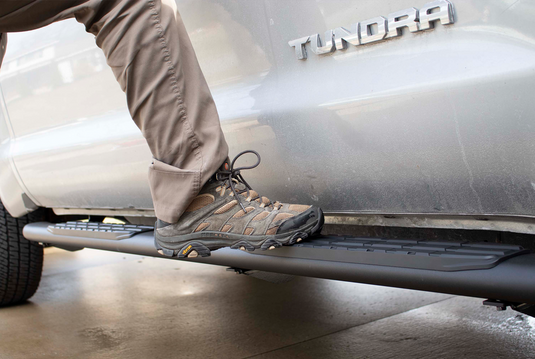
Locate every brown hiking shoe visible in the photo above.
<box><xmin>154</xmin><ymin>151</ymin><xmax>324</xmax><ymax>258</ymax></box>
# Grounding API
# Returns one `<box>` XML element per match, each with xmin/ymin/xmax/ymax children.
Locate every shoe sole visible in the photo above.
<box><xmin>154</xmin><ymin>208</ymin><xmax>324</xmax><ymax>258</ymax></box>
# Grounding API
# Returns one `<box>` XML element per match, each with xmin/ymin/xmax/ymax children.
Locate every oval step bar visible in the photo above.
<box><xmin>23</xmin><ymin>222</ymin><xmax>535</xmax><ymax>305</ymax></box>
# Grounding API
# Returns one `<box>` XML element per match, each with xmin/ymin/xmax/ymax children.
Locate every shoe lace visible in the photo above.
<box><xmin>215</xmin><ymin>150</ymin><xmax>278</xmax><ymax>213</ymax></box>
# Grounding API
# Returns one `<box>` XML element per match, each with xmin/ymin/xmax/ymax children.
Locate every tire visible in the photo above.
<box><xmin>0</xmin><ymin>201</ymin><xmax>44</xmax><ymax>306</ymax></box>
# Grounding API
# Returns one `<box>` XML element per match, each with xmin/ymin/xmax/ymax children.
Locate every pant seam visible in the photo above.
<box><xmin>146</xmin><ymin>0</ymin><xmax>203</xmax><ymax>197</ymax></box>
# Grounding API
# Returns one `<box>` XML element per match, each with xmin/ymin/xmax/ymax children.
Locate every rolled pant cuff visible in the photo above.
<box><xmin>148</xmin><ymin>159</ymin><xmax>201</xmax><ymax>223</ymax></box>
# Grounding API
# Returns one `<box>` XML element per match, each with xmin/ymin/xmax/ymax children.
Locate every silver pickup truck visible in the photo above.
<box><xmin>1</xmin><ymin>0</ymin><xmax>534</xmax><ymax>316</ymax></box>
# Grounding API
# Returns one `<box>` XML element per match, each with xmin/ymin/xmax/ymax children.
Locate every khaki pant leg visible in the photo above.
<box><xmin>0</xmin><ymin>0</ymin><xmax>229</xmax><ymax>223</ymax></box>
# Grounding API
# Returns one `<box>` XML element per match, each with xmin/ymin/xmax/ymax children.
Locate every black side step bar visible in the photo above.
<box><xmin>23</xmin><ymin>222</ymin><xmax>535</xmax><ymax>304</ymax></box>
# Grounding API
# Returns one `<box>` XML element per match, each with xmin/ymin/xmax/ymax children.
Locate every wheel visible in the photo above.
<box><xmin>0</xmin><ymin>201</ymin><xmax>44</xmax><ymax>306</ymax></box>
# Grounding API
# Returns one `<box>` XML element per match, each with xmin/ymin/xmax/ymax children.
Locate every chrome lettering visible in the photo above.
<box><xmin>310</xmin><ymin>30</ymin><xmax>336</xmax><ymax>55</ymax></box>
<box><xmin>419</xmin><ymin>0</ymin><xmax>454</xmax><ymax>30</ymax></box>
<box><xmin>288</xmin><ymin>36</ymin><xmax>311</xmax><ymax>60</ymax></box>
<box><xmin>386</xmin><ymin>7</ymin><xmax>420</xmax><ymax>38</ymax></box>
<box><xmin>360</xmin><ymin>16</ymin><xmax>387</xmax><ymax>44</ymax></box>
<box><xmin>333</xmin><ymin>24</ymin><xmax>360</xmax><ymax>50</ymax></box>
<box><xmin>289</xmin><ymin>0</ymin><xmax>454</xmax><ymax>60</ymax></box>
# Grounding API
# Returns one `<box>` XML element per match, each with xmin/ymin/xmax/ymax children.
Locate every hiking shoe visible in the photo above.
<box><xmin>154</xmin><ymin>150</ymin><xmax>324</xmax><ymax>258</ymax></box>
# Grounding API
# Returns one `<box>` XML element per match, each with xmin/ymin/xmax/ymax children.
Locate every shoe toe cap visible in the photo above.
<box><xmin>276</xmin><ymin>206</ymin><xmax>324</xmax><ymax>234</ymax></box>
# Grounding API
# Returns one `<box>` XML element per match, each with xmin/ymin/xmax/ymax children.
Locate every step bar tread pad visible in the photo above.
<box><xmin>256</xmin><ymin>236</ymin><xmax>528</xmax><ymax>272</ymax></box>
<box><xmin>44</xmin><ymin>222</ymin><xmax>528</xmax><ymax>272</ymax></box>
<box><xmin>47</xmin><ymin>222</ymin><xmax>153</xmax><ymax>240</ymax></box>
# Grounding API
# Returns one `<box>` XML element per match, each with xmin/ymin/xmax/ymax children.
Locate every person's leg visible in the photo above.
<box><xmin>0</xmin><ymin>0</ymin><xmax>228</xmax><ymax>223</ymax></box>
<box><xmin>0</xmin><ymin>1</ymin><xmax>323</xmax><ymax>257</ymax></box>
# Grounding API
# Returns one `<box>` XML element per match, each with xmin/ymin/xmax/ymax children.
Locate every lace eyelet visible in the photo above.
<box><xmin>216</xmin><ymin>150</ymin><xmax>275</xmax><ymax>217</ymax></box>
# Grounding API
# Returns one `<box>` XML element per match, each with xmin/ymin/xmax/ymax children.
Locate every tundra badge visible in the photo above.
<box><xmin>288</xmin><ymin>0</ymin><xmax>454</xmax><ymax>60</ymax></box>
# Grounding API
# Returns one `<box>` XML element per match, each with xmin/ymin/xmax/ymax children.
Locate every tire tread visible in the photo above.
<box><xmin>0</xmin><ymin>202</ymin><xmax>43</xmax><ymax>306</ymax></box>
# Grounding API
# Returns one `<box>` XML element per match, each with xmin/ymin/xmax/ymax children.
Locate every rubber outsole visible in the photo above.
<box><xmin>154</xmin><ymin>208</ymin><xmax>324</xmax><ymax>258</ymax></box>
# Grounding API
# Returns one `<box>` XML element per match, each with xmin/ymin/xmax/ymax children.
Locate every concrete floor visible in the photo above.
<box><xmin>1</xmin><ymin>248</ymin><xmax>534</xmax><ymax>359</ymax></box>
